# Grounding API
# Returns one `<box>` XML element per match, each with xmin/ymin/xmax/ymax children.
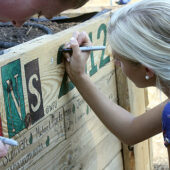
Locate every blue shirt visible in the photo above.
<box><xmin>162</xmin><ymin>102</ymin><xmax>170</xmax><ymax>147</ymax></box>
<box><xmin>119</xmin><ymin>0</ymin><xmax>131</xmax><ymax>4</ymax></box>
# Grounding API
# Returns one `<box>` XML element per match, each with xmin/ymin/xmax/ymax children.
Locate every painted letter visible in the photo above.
<box><xmin>28</xmin><ymin>74</ymin><xmax>41</xmax><ymax>112</ymax></box>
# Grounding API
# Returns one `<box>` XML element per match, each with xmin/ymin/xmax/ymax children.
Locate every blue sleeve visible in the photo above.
<box><xmin>162</xmin><ymin>102</ymin><xmax>170</xmax><ymax>147</ymax></box>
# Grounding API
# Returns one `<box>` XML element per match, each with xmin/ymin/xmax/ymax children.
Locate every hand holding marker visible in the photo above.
<box><xmin>62</xmin><ymin>46</ymin><xmax>106</xmax><ymax>52</ymax></box>
<box><xmin>0</xmin><ymin>136</ymin><xmax>18</xmax><ymax>146</ymax></box>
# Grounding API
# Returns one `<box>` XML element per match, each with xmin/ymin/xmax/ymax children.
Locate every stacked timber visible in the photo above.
<box><xmin>0</xmin><ymin>12</ymin><xmax>123</xmax><ymax>170</ymax></box>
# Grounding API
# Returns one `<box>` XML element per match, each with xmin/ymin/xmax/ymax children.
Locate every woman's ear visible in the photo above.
<box><xmin>145</xmin><ymin>67</ymin><xmax>155</xmax><ymax>78</ymax></box>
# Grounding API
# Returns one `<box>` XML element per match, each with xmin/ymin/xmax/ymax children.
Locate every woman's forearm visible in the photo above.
<box><xmin>73</xmin><ymin>74</ymin><xmax>165</xmax><ymax>145</ymax></box>
<box><xmin>73</xmin><ymin>74</ymin><xmax>136</xmax><ymax>144</ymax></box>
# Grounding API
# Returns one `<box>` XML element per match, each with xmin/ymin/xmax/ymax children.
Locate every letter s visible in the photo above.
<box><xmin>28</xmin><ymin>74</ymin><xmax>41</xmax><ymax>112</ymax></box>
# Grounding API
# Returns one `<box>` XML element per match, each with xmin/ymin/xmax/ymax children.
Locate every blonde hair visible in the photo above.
<box><xmin>108</xmin><ymin>0</ymin><xmax>170</xmax><ymax>83</ymax></box>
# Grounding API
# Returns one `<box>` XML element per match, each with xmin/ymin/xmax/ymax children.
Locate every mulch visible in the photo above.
<box><xmin>0</xmin><ymin>19</ymin><xmax>79</xmax><ymax>51</ymax></box>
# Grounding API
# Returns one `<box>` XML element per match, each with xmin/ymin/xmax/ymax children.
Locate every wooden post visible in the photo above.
<box><xmin>115</xmin><ymin>66</ymin><xmax>136</xmax><ymax>170</ymax></box>
<box><xmin>115</xmin><ymin>65</ymin><xmax>152</xmax><ymax>170</ymax></box>
<box><xmin>127</xmin><ymin>80</ymin><xmax>152</xmax><ymax>170</ymax></box>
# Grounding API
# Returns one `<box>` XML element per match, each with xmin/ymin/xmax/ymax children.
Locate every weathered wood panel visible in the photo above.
<box><xmin>61</xmin><ymin>0</ymin><xmax>140</xmax><ymax>16</ymax></box>
<box><xmin>115</xmin><ymin>66</ymin><xmax>135</xmax><ymax>170</ymax></box>
<box><xmin>104</xmin><ymin>152</ymin><xmax>124</xmax><ymax>170</ymax></box>
<box><xmin>127</xmin><ymin>80</ymin><xmax>152</xmax><ymax>170</ymax></box>
<box><xmin>115</xmin><ymin>65</ymin><xmax>152</xmax><ymax>170</ymax></box>
<box><xmin>0</xmin><ymin>12</ymin><xmax>123</xmax><ymax>170</ymax></box>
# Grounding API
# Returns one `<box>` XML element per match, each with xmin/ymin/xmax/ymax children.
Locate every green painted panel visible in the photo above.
<box><xmin>1</xmin><ymin>59</ymin><xmax>26</xmax><ymax>138</ymax></box>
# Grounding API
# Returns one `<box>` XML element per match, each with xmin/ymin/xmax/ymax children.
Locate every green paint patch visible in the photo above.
<box><xmin>86</xmin><ymin>105</ymin><xmax>90</xmax><ymax>115</ymax></box>
<box><xmin>1</xmin><ymin>59</ymin><xmax>26</xmax><ymax>138</ymax></box>
<box><xmin>98</xmin><ymin>24</ymin><xmax>110</xmax><ymax>68</ymax></box>
<box><xmin>46</xmin><ymin>136</ymin><xmax>50</xmax><ymax>147</ymax></box>
<box><xmin>58</xmin><ymin>72</ymin><xmax>75</xmax><ymax>99</ymax></box>
<box><xmin>57</xmin><ymin>44</ymin><xmax>65</xmax><ymax>64</ymax></box>
<box><xmin>29</xmin><ymin>133</ymin><xmax>33</xmax><ymax>144</ymax></box>
<box><xmin>72</xmin><ymin>104</ymin><xmax>76</xmax><ymax>114</ymax></box>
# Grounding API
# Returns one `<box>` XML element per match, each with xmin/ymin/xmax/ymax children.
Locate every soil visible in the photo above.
<box><xmin>0</xmin><ymin>19</ymin><xmax>79</xmax><ymax>52</ymax></box>
<box><xmin>0</xmin><ymin>24</ymin><xmax>44</xmax><ymax>44</ymax></box>
<box><xmin>34</xmin><ymin>21</ymin><xmax>79</xmax><ymax>34</ymax></box>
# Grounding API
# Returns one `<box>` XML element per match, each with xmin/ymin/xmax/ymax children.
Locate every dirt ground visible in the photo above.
<box><xmin>147</xmin><ymin>87</ymin><xmax>169</xmax><ymax>170</ymax></box>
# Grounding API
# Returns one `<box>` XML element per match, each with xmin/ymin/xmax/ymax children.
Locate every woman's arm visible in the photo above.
<box><xmin>72</xmin><ymin>73</ymin><xmax>167</xmax><ymax>145</ymax></box>
<box><xmin>63</xmin><ymin>32</ymin><xmax>167</xmax><ymax>145</ymax></box>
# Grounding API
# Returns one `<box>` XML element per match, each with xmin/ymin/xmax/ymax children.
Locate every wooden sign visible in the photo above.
<box><xmin>0</xmin><ymin>12</ymin><xmax>123</xmax><ymax>169</ymax></box>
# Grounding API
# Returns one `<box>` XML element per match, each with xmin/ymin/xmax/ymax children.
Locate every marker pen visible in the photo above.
<box><xmin>0</xmin><ymin>136</ymin><xmax>18</xmax><ymax>146</ymax></box>
<box><xmin>62</xmin><ymin>46</ymin><xmax>106</xmax><ymax>52</ymax></box>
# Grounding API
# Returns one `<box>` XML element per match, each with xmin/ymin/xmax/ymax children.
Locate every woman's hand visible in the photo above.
<box><xmin>0</xmin><ymin>141</ymin><xmax>9</xmax><ymax>158</ymax></box>
<box><xmin>63</xmin><ymin>31</ymin><xmax>92</xmax><ymax>83</ymax></box>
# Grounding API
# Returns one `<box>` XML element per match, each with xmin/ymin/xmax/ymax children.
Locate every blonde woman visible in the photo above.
<box><xmin>63</xmin><ymin>0</ymin><xmax>170</xmax><ymax>166</ymax></box>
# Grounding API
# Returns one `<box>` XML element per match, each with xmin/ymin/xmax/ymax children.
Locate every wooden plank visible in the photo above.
<box><xmin>61</xmin><ymin>0</ymin><xmax>140</xmax><ymax>16</ymax></box>
<box><xmin>104</xmin><ymin>152</ymin><xmax>124</xmax><ymax>170</ymax></box>
<box><xmin>29</xmin><ymin>62</ymin><xmax>118</xmax><ymax>169</ymax></box>
<box><xmin>0</xmin><ymin>107</ymin><xmax>65</xmax><ymax>169</ymax></box>
<box><xmin>127</xmin><ymin>80</ymin><xmax>152</xmax><ymax>170</ymax></box>
<box><xmin>84</xmin><ymin>0</ymin><xmax>114</xmax><ymax>6</ymax></box>
<box><xmin>115</xmin><ymin>66</ymin><xmax>135</xmax><ymax>170</ymax></box>
<box><xmin>0</xmin><ymin>11</ymin><xmax>123</xmax><ymax>170</ymax></box>
<box><xmin>61</xmin><ymin>6</ymin><xmax>119</xmax><ymax>17</ymax></box>
<box><xmin>148</xmin><ymin>138</ymin><xmax>154</xmax><ymax>170</ymax></box>
<box><xmin>32</xmin><ymin>118</ymin><xmax>121</xmax><ymax>170</ymax></box>
<box><xmin>145</xmin><ymin>88</ymin><xmax>153</xmax><ymax>170</ymax></box>
<box><xmin>81</xmin><ymin>133</ymin><xmax>121</xmax><ymax>170</ymax></box>
<box><xmin>82</xmin><ymin>0</ymin><xmax>140</xmax><ymax>6</ymax></box>
<box><xmin>115</xmin><ymin>65</ymin><xmax>152</xmax><ymax>170</ymax></box>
